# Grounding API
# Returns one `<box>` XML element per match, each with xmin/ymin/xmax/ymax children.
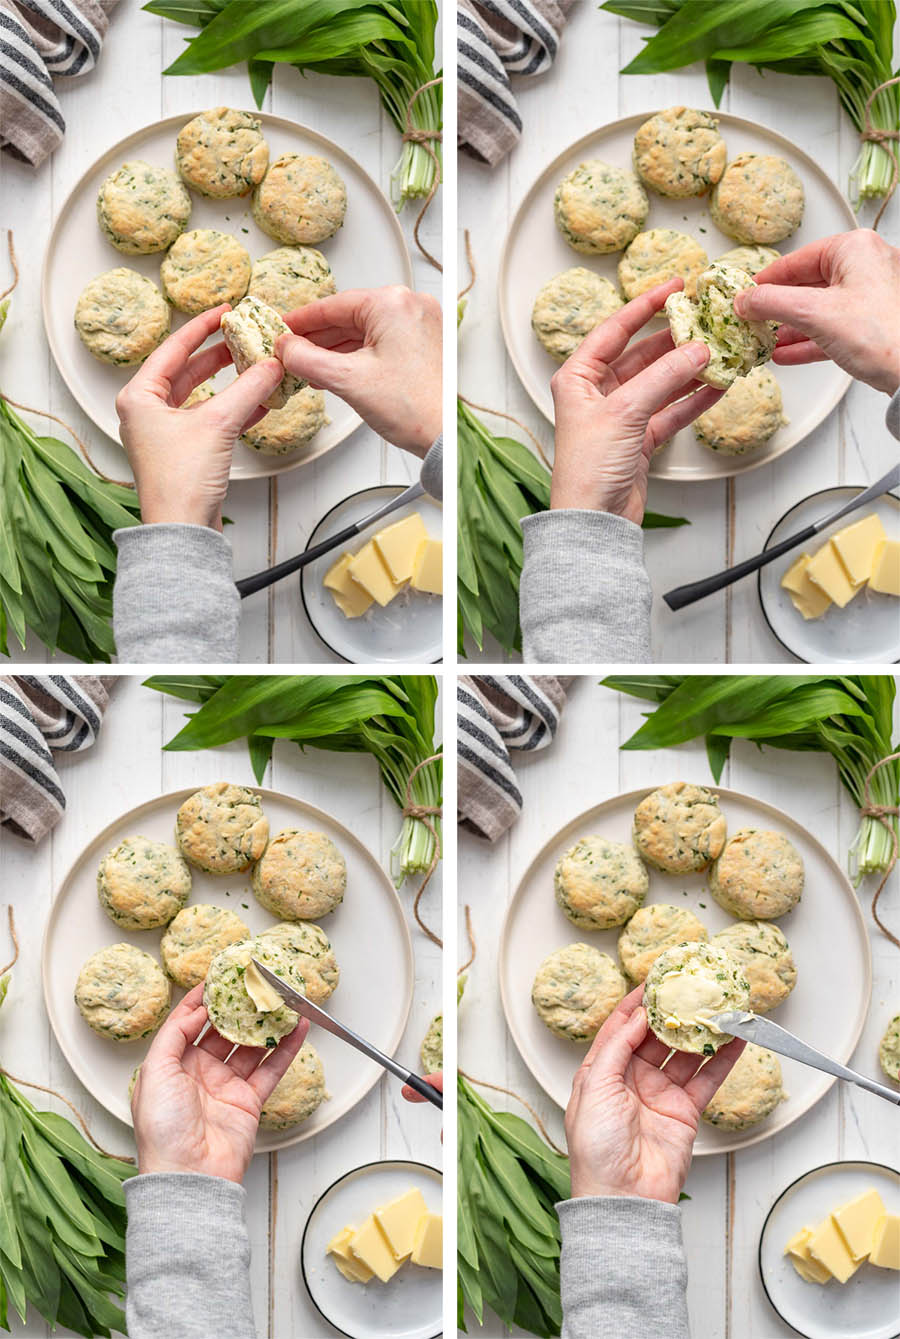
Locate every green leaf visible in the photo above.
<box><xmin>248</xmin><ymin>732</ymin><xmax>274</xmax><ymax>783</ymax></box>
<box><xmin>619</xmin><ymin>675</ymin><xmax>835</xmax><ymax>750</ymax></box>
<box><xmin>621</xmin><ymin>0</ymin><xmax>838</xmax><ymax>74</ymax></box>
<box><xmin>164</xmin><ymin>0</ymin><xmax>381</xmax><ymax>75</ymax></box>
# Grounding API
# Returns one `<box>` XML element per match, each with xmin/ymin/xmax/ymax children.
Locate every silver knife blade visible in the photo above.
<box><xmin>709</xmin><ymin>1011</ymin><xmax>900</xmax><ymax>1107</ymax></box>
<box><xmin>810</xmin><ymin>462</ymin><xmax>900</xmax><ymax>534</ymax></box>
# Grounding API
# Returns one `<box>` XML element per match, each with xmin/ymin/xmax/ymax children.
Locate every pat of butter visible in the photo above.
<box><xmin>324</xmin><ymin>552</ymin><xmax>374</xmax><ymax>618</ymax></box>
<box><xmin>780</xmin><ymin>553</ymin><xmax>832</xmax><ymax>621</ymax></box>
<box><xmin>411</xmin><ymin>538</ymin><xmax>443</xmax><ymax>595</ymax></box>
<box><xmin>374</xmin><ymin>1188</ymin><xmax>428</xmax><ymax>1261</ymax></box>
<box><xmin>785</xmin><ymin>1227</ymin><xmax>832</xmax><ymax>1284</ymax></box>
<box><xmin>348</xmin><ymin>542</ymin><xmax>403</xmax><ymax>607</ymax></box>
<box><xmin>349</xmin><ymin>1216</ymin><xmax>401</xmax><ymax>1283</ymax></box>
<box><xmin>833</xmin><ymin>1188</ymin><xmax>886</xmax><ymax>1260</ymax></box>
<box><xmin>805</xmin><ymin>541</ymin><xmax>859</xmax><ymax>608</ymax></box>
<box><xmin>655</xmin><ymin>972</ymin><xmax>728</xmax><ymax>1031</ymax></box>
<box><xmin>327</xmin><ymin>1227</ymin><xmax>373</xmax><ymax>1283</ymax></box>
<box><xmin>831</xmin><ymin>513</ymin><xmax>887</xmax><ymax>586</ymax></box>
<box><xmin>244</xmin><ymin>961</ymin><xmax>284</xmax><ymax>1013</ymax></box>
<box><xmin>410</xmin><ymin>1211</ymin><xmax>443</xmax><ymax>1269</ymax></box>
<box><xmin>374</xmin><ymin>513</ymin><xmax>428</xmax><ymax>584</ymax></box>
<box><xmin>870</xmin><ymin>1213</ymin><xmax>900</xmax><ymax>1270</ymax></box>
<box><xmin>869</xmin><ymin>539</ymin><xmax>900</xmax><ymax>596</ymax></box>
<box><xmin>807</xmin><ymin>1215</ymin><xmax>862</xmax><ymax>1284</ymax></box>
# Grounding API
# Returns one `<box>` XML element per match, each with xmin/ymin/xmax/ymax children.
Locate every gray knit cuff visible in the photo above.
<box><xmin>421</xmin><ymin>434</ymin><xmax>443</xmax><ymax>500</ymax></box>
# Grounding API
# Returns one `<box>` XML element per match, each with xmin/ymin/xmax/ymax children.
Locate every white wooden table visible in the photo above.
<box><xmin>1</xmin><ymin>3</ymin><xmax>441</xmax><ymax>666</ymax></box>
<box><xmin>0</xmin><ymin>675</ymin><xmax>443</xmax><ymax>1338</ymax></box>
<box><xmin>458</xmin><ymin>4</ymin><xmax>899</xmax><ymax>664</ymax></box>
<box><xmin>458</xmin><ymin>676</ymin><xmax>900</xmax><ymax>1338</ymax></box>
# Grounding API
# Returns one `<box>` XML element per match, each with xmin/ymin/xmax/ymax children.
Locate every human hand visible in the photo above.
<box><xmin>549</xmin><ymin>280</ymin><xmax>724</xmax><ymax>523</ymax></box>
<box><xmin>565</xmin><ymin>987</ymin><xmax>745</xmax><ymax>1204</ymax></box>
<box><xmin>275</xmin><ymin>286</ymin><xmax>442</xmax><ymax>458</ymax></box>
<box><xmin>735</xmin><ymin>230</ymin><xmax>900</xmax><ymax>395</ymax></box>
<box><xmin>401</xmin><ymin>1072</ymin><xmax>443</xmax><ymax>1103</ymax></box>
<box><xmin>131</xmin><ymin>985</ymin><xmax>309</xmax><ymax>1183</ymax></box>
<box><xmin>116</xmin><ymin>305</ymin><xmax>284</xmax><ymax>529</ymax></box>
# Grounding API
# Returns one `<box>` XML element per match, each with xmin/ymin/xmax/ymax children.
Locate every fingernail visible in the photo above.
<box><xmin>688</xmin><ymin>340</ymin><xmax>710</xmax><ymax>363</ymax></box>
<box><xmin>733</xmin><ymin>292</ymin><xmax>748</xmax><ymax>316</ymax></box>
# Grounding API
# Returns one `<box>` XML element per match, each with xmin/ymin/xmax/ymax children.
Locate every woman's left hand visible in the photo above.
<box><xmin>131</xmin><ymin>985</ymin><xmax>309</xmax><ymax>1184</ymax></box>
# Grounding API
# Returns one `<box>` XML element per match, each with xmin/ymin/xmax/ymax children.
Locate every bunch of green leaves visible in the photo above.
<box><xmin>0</xmin><ymin>981</ymin><xmax>136</xmax><ymax>1335</ymax></box>
<box><xmin>601</xmin><ymin>0</ymin><xmax>899</xmax><ymax>204</ymax></box>
<box><xmin>0</xmin><ymin>398</ymin><xmax>141</xmax><ymax>662</ymax></box>
<box><xmin>458</xmin><ymin>398</ymin><xmax>689</xmax><ymax>656</ymax></box>
<box><xmin>143</xmin><ymin>0</ymin><xmax>442</xmax><ymax>208</ymax></box>
<box><xmin>458</xmin><ymin>1075</ymin><xmax>571</xmax><ymax>1338</ymax></box>
<box><xmin>144</xmin><ymin>674</ymin><xmax>441</xmax><ymax>886</ymax></box>
<box><xmin>602</xmin><ymin>673</ymin><xmax>899</xmax><ymax>882</ymax></box>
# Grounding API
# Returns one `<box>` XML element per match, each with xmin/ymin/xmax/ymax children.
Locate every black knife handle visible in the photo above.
<box><xmin>236</xmin><ymin>521</ymin><xmax>361</xmax><ymax>598</ymax></box>
<box><xmin>663</xmin><ymin>521</ymin><xmax>819</xmax><ymax>611</ymax></box>
<box><xmin>404</xmin><ymin>1072</ymin><xmax>443</xmax><ymax>1109</ymax></box>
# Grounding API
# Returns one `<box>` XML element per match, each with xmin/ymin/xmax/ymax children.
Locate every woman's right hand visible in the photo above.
<box><xmin>735</xmin><ymin>230</ymin><xmax>900</xmax><ymax>395</ymax></box>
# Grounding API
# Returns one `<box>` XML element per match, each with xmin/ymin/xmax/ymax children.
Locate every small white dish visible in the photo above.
<box><xmin>758</xmin><ymin>486</ymin><xmax>900</xmax><ymax>664</ymax></box>
<box><xmin>300</xmin><ymin>484</ymin><xmax>443</xmax><ymax>664</ymax></box>
<box><xmin>301</xmin><ymin>1159</ymin><xmax>442</xmax><ymax>1339</ymax></box>
<box><xmin>759</xmin><ymin>1160</ymin><xmax>900</xmax><ymax>1339</ymax></box>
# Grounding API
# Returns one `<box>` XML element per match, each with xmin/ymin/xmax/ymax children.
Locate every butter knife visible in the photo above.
<box><xmin>250</xmin><ymin>958</ymin><xmax>443</xmax><ymax>1110</ymax></box>
<box><xmin>708</xmin><ymin>1010</ymin><xmax>900</xmax><ymax>1107</ymax></box>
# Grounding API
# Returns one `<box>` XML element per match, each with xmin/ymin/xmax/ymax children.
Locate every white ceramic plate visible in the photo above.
<box><xmin>301</xmin><ymin>1159</ymin><xmax>443</xmax><ymax>1339</ymax></box>
<box><xmin>759</xmin><ymin>1161</ymin><xmax>900</xmax><ymax>1339</ymax></box>
<box><xmin>499</xmin><ymin>111</ymin><xmax>855</xmax><ymax>481</ymax></box>
<box><xmin>42</xmin><ymin>786</ymin><xmax>414</xmax><ymax>1153</ymax></box>
<box><xmin>42</xmin><ymin>113</ymin><xmax>413</xmax><ymax>481</ymax></box>
<box><xmin>300</xmin><ymin>484</ymin><xmax>443</xmax><ymax>664</ymax></box>
<box><xmin>758</xmin><ymin>487</ymin><xmax>900</xmax><ymax>664</ymax></box>
<box><xmin>499</xmin><ymin>785</ymin><xmax>871</xmax><ymax>1155</ymax></box>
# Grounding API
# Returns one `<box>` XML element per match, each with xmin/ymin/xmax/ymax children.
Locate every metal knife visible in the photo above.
<box><xmin>250</xmin><ymin>958</ymin><xmax>443</xmax><ymax>1110</ymax></box>
<box><xmin>663</xmin><ymin>463</ymin><xmax>900</xmax><ymax>611</ymax></box>
<box><xmin>236</xmin><ymin>480</ymin><xmax>426</xmax><ymax>598</ymax></box>
<box><xmin>709</xmin><ymin>1010</ymin><xmax>900</xmax><ymax>1107</ymax></box>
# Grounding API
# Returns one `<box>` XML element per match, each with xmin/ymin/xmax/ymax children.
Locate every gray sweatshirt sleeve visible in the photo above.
<box><xmin>421</xmin><ymin>434</ymin><xmax>443</xmax><ymax>500</ymax></box>
<box><xmin>886</xmin><ymin>387</ymin><xmax>900</xmax><ymax>440</ymax></box>
<box><xmin>557</xmin><ymin>1196</ymin><xmax>690</xmax><ymax>1339</ymax></box>
<box><xmin>113</xmin><ymin>524</ymin><xmax>240</xmax><ymax>663</ymax></box>
<box><xmin>124</xmin><ymin>1173</ymin><xmax>256</xmax><ymax>1339</ymax></box>
<box><xmin>519</xmin><ymin>510</ymin><xmax>651</xmax><ymax>663</ymax></box>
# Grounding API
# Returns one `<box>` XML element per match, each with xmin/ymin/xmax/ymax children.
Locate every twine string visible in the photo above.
<box><xmin>402</xmin><ymin>77</ymin><xmax>443</xmax><ymax>273</ymax></box>
<box><xmin>0</xmin><ymin>392</ymin><xmax>133</xmax><ymax>488</ymax></box>
<box><xmin>459</xmin><ymin>395</ymin><xmax>553</xmax><ymax>471</ymax></box>
<box><xmin>860</xmin><ymin>75</ymin><xmax>900</xmax><ymax>230</ymax></box>
<box><xmin>458</xmin><ymin>228</ymin><xmax>476</xmax><ymax>301</ymax></box>
<box><xmin>458</xmin><ymin>904</ymin><xmax>476</xmax><ymax>976</ymax></box>
<box><xmin>859</xmin><ymin>751</ymin><xmax>900</xmax><ymax>949</ymax></box>
<box><xmin>402</xmin><ymin>753</ymin><xmax>444</xmax><ymax>946</ymax></box>
<box><xmin>459</xmin><ymin>1070</ymin><xmax>567</xmax><ymax>1157</ymax></box>
<box><xmin>0</xmin><ymin>231</ymin><xmax>19</xmax><ymax>303</ymax></box>
<box><xmin>0</xmin><ymin>906</ymin><xmax>19</xmax><ymax>978</ymax></box>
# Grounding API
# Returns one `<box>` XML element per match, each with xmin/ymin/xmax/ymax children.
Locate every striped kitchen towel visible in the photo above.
<box><xmin>0</xmin><ymin>0</ymin><xmax>118</xmax><ymax>167</ymax></box>
<box><xmin>458</xmin><ymin>0</ymin><xmax>575</xmax><ymax>166</ymax></box>
<box><xmin>458</xmin><ymin>675</ymin><xmax>573</xmax><ymax>841</ymax></box>
<box><xmin>0</xmin><ymin>675</ymin><xmax>115</xmax><ymax>842</ymax></box>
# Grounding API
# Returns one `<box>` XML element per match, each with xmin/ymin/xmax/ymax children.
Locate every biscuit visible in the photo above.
<box><xmin>75</xmin><ymin>943</ymin><xmax>170</xmax><ymax>1042</ymax></box>
<box><xmin>248</xmin><ymin>245</ymin><xmax>336</xmax><ymax>314</ymax></box>
<box><xmin>220</xmin><ymin>296</ymin><xmax>307</xmax><ymax>410</ymax></box>
<box><xmin>420</xmin><ymin>1013</ymin><xmax>443</xmax><ymax>1072</ymax></box>
<box><xmin>97</xmin><ymin>835</ymin><xmax>191</xmax><ymax>931</ymax></box>
<box><xmin>694</xmin><ymin>364</ymin><xmax>787</xmax><ymax>454</ymax></box>
<box><xmin>531</xmin><ymin>267</ymin><xmax>624</xmax><ymax>362</ymax></box>
<box><xmin>74</xmin><ymin>268</ymin><xmax>170</xmax><ymax>366</ymax></box>
<box><xmin>644</xmin><ymin>941</ymin><xmax>749</xmax><ymax>1054</ymax></box>
<box><xmin>665</xmin><ymin>262</ymin><xmax>777</xmax><ymax>389</ymax></box>
<box><xmin>633</xmin><ymin>782</ymin><xmax>727</xmax><ymax>874</ymax></box>
<box><xmin>176</xmin><ymin>107</ymin><xmax>269</xmax><ymax>198</ymax></box>
<box><xmin>716</xmin><ymin>245</ymin><xmax>781</xmax><ymax>276</ymax></box>
<box><xmin>252</xmin><ymin>154</ymin><xmax>347</xmax><ymax>245</ymax></box>
<box><xmin>160</xmin><ymin>904</ymin><xmax>250</xmax><ymax>989</ymax></box>
<box><xmin>252</xmin><ymin>829</ymin><xmax>346</xmax><ymax>920</ymax></box>
<box><xmin>175</xmin><ymin>782</ymin><xmax>269</xmax><ymax>875</ymax></box>
<box><xmin>97</xmin><ymin>160</ymin><xmax>191</xmax><ymax>254</ymax></box>
<box><xmin>554</xmin><ymin>836</ymin><xmax>648</xmax><ymax>930</ymax></box>
<box><xmin>618</xmin><ymin>228</ymin><xmax>708</xmax><ymax>300</ymax></box>
<box><xmin>259</xmin><ymin>1042</ymin><xmax>329</xmax><ymax>1129</ymax></box>
<box><xmin>708</xmin><ymin>828</ymin><xmax>804</xmax><ymax>919</ymax></box>
<box><xmin>160</xmin><ymin>229</ymin><xmax>251</xmax><ymax>314</ymax></box>
<box><xmin>879</xmin><ymin>1013</ymin><xmax>900</xmax><ymax>1083</ymax></box>
<box><xmin>710</xmin><ymin>154</ymin><xmax>804</xmax><ymax>244</ymax></box>
<box><xmin>633</xmin><ymin>107</ymin><xmax>726</xmax><ymax>198</ymax></box>
<box><xmin>617</xmin><ymin>903</ymin><xmax>708</xmax><ymax>984</ymax></box>
<box><xmin>203</xmin><ymin>936</ymin><xmax>299</xmax><ymax>1048</ymax></box>
<box><xmin>240</xmin><ymin>386</ymin><xmax>326</xmax><ymax>454</ymax></box>
<box><xmin>710</xmin><ymin>921</ymin><xmax>797</xmax><ymax>1013</ymax></box>
<box><xmin>532</xmin><ymin>943</ymin><xmax>627</xmax><ymax>1042</ymax></box>
<box><xmin>257</xmin><ymin>921</ymin><xmax>339</xmax><ymax>1004</ymax></box>
<box><xmin>554</xmin><ymin>160</ymin><xmax>648</xmax><ymax>255</ymax></box>
<box><xmin>702</xmin><ymin>1043</ymin><xmax>785</xmax><ymax>1129</ymax></box>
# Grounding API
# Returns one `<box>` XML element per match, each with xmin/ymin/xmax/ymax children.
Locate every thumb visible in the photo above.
<box><xmin>276</xmin><ymin>332</ymin><xmax>353</xmax><ymax>393</ymax></box>
<box><xmin>734</xmin><ymin>283</ymin><xmax>824</xmax><ymax>330</ymax></box>
<box><xmin>584</xmin><ymin>1006</ymin><xmax>648</xmax><ymax>1084</ymax></box>
<box><xmin>213</xmin><ymin>358</ymin><xmax>284</xmax><ymax>429</ymax></box>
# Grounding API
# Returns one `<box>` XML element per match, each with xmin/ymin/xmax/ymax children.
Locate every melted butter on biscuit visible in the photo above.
<box><xmin>244</xmin><ymin>962</ymin><xmax>284</xmax><ymax>1013</ymax></box>
<box><xmin>656</xmin><ymin>971</ymin><xmax>729</xmax><ymax>1032</ymax></box>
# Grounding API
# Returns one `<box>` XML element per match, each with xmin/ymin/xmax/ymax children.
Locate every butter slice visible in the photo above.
<box><xmin>244</xmin><ymin>961</ymin><xmax>284</xmax><ymax>1013</ymax></box>
<box><xmin>324</xmin><ymin>552</ymin><xmax>374</xmax><ymax>619</ymax></box>
<box><xmin>870</xmin><ymin>1212</ymin><xmax>900</xmax><ymax>1270</ymax></box>
<box><xmin>833</xmin><ymin>1188</ymin><xmax>886</xmax><ymax>1260</ymax></box>
<box><xmin>784</xmin><ymin>1227</ymin><xmax>832</xmax><ymax>1284</ymax></box>
<box><xmin>869</xmin><ymin>538</ymin><xmax>900</xmax><ymax>596</ymax></box>
<box><xmin>806</xmin><ymin>542</ymin><xmax>859</xmax><ymax>608</ymax></box>
<box><xmin>831</xmin><ymin>513</ymin><xmax>887</xmax><ymax>586</ymax></box>
<box><xmin>348</xmin><ymin>542</ymin><xmax>402</xmax><ymax>607</ymax></box>
<box><xmin>374</xmin><ymin>513</ymin><xmax>428</xmax><ymax>584</ymax></box>
<box><xmin>327</xmin><ymin>1227</ymin><xmax>373</xmax><ymax>1283</ymax></box>
<box><xmin>410</xmin><ymin>1211</ymin><xmax>443</xmax><ymax>1269</ymax></box>
<box><xmin>374</xmin><ymin>1188</ymin><xmax>428</xmax><ymax>1261</ymax></box>
<box><xmin>349</xmin><ymin>1215</ymin><xmax>400</xmax><ymax>1283</ymax></box>
<box><xmin>411</xmin><ymin>538</ymin><xmax>443</xmax><ymax>595</ymax></box>
<box><xmin>781</xmin><ymin>554</ymin><xmax>832</xmax><ymax>620</ymax></box>
<box><xmin>807</xmin><ymin>1215</ymin><xmax>862</xmax><ymax>1283</ymax></box>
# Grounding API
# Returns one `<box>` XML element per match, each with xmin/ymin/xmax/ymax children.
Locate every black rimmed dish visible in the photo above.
<box><xmin>758</xmin><ymin>486</ymin><xmax>900</xmax><ymax>664</ymax></box>
<box><xmin>300</xmin><ymin>1158</ymin><xmax>442</xmax><ymax>1339</ymax></box>
<box><xmin>299</xmin><ymin>484</ymin><xmax>443</xmax><ymax>664</ymax></box>
<box><xmin>758</xmin><ymin>1159</ymin><xmax>900</xmax><ymax>1339</ymax></box>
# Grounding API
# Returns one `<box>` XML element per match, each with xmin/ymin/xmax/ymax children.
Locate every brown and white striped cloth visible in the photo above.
<box><xmin>0</xmin><ymin>675</ymin><xmax>114</xmax><ymax>841</ymax></box>
<box><xmin>0</xmin><ymin>0</ymin><xmax>118</xmax><ymax>167</ymax></box>
<box><xmin>458</xmin><ymin>674</ymin><xmax>572</xmax><ymax>841</ymax></box>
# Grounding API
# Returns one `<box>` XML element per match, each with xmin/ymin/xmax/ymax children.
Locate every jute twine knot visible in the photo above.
<box><xmin>402</xmin><ymin>753</ymin><xmax>444</xmax><ymax>946</ymax></box>
<box><xmin>402</xmin><ymin>77</ymin><xmax>443</xmax><ymax>273</ymax></box>
<box><xmin>859</xmin><ymin>750</ymin><xmax>900</xmax><ymax>949</ymax></box>
<box><xmin>860</xmin><ymin>76</ymin><xmax>900</xmax><ymax>230</ymax></box>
